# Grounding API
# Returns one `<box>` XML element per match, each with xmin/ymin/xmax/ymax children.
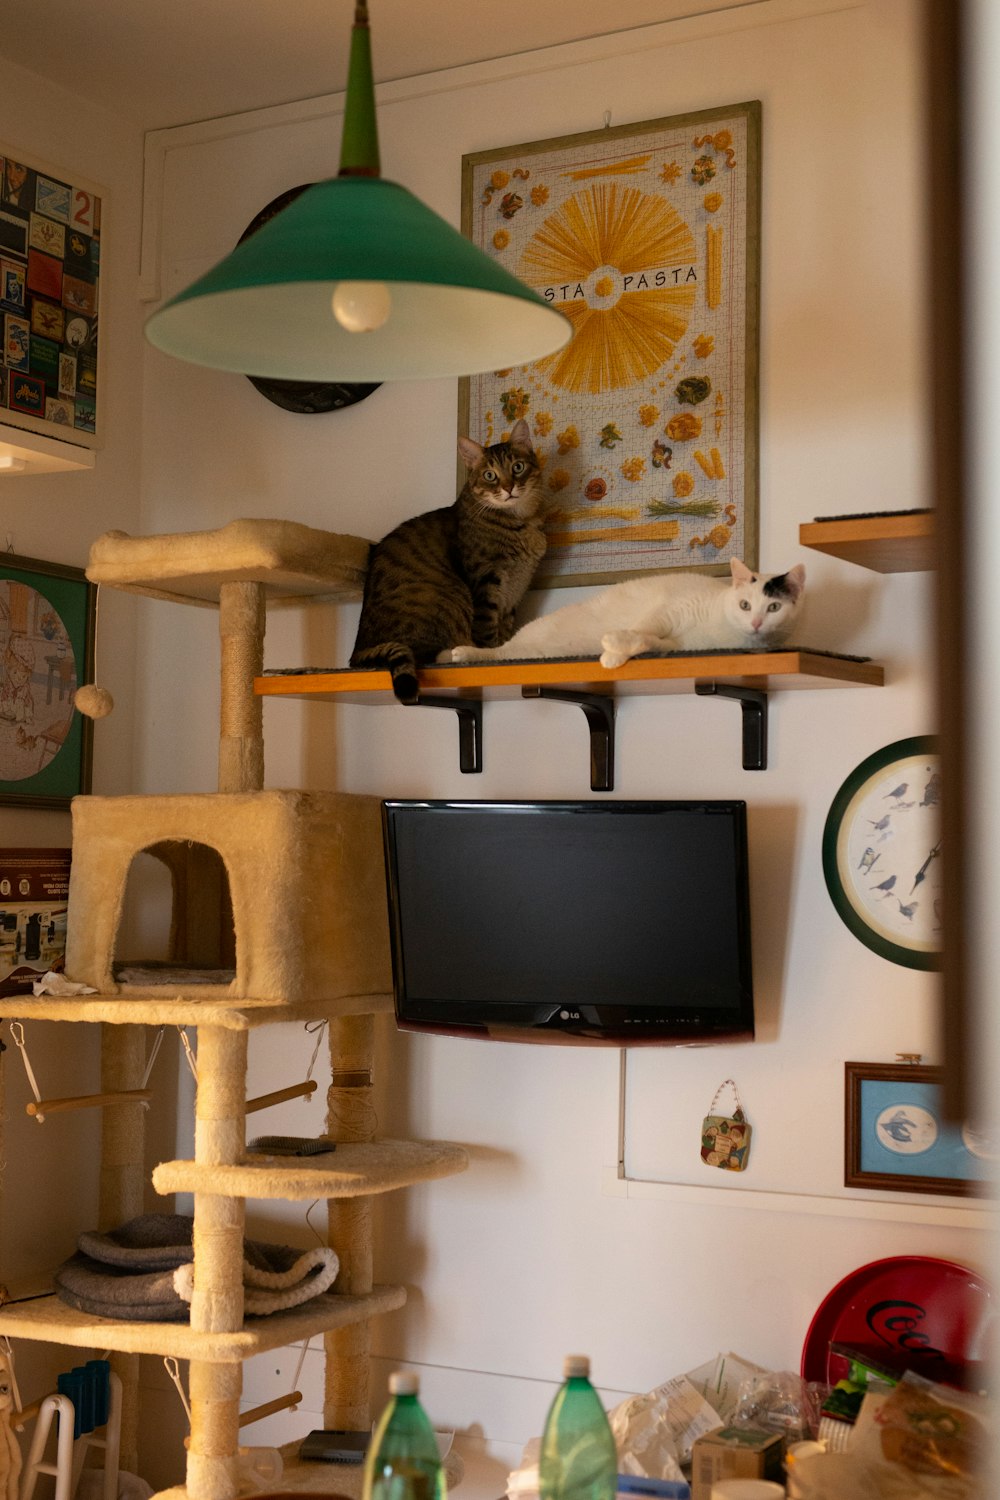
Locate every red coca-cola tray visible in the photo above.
<box><xmin>800</xmin><ymin>1255</ymin><xmax>996</xmax><ymax>1389</ymax></box>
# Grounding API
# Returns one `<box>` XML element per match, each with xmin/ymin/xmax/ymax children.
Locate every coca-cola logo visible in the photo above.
<box><xmin>866</xmin><ymin>1299</ymin><xmax>946</xmax><ymax>1361</ymax></box>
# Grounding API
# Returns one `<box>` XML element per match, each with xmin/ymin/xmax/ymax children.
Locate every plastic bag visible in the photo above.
<box><xmin>684</xmin><ymin>1351</ymin><xmax>768</xmax><ymax>1424</ymax></box>
<box><xmin>850</xmin><ymin>1374</ymin><xmax>992</xmax><ymax>1497</ymax></box>
<box><xmin>607</xmin><ymin>1379</ymin><xmax>709</xmax><ymax>1474</ymax></box>
<box><xmin>790</xmin><ymin>1376</ymin><xmax>994</xmax><ymax>1500</ymax></box>
<box><xmin>731</xmin><ymin>1368</ymin><xmax>825</xmax><ymax>1442</ymax></box>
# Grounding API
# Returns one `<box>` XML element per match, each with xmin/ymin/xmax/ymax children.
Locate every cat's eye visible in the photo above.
<box><xmin>483</xmin><ymin>468</ymin><xmax>497</xmax><ymax>482</ymax></box>
<box><xmin>512</xmin><ymin>460</ymin><xmax>526</xmax><ymax>474</ymax></box>
<box><xmin>767</xmin><ymin>601</ymin><xmax>781</xmax><ymax>612</ymax></box>
<box><xmin>739</xmin><ymin>599</ymin><xmax>751</xmax><ymax>611</ymax></box>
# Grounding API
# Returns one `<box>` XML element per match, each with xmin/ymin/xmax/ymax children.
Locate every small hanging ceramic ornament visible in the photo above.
<box><xmin>701</xmin><ymin>1078</ymin><xmax>752</xmax><ymax>1171</ymax></box>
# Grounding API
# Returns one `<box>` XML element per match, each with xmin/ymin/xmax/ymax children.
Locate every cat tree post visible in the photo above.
<box><xmin>185</xmin><ymin>580</ymin><xmax>261</xmax><ymax>1500</ymax></box>
<box><xmin>185</xmin><ymin>1026</ymin><xmax>248</xmax><ymax>1500</ymax></box>
<box><xmin>99</xmin><ymin>1024</ymin><xmax>147</xmax><ymax>1475</ymax></box>
<box><xmin>218</xmin><ymin>582</ymin><xmax>265</xmax><ymax>793</ymax></box>
<box><xmin>324</xmin><ymin>1015</ymin><xmax>375</xmax><ymax>1430</ymax></box>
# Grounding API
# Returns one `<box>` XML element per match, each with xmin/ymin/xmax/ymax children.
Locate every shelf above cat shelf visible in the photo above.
<box><xmin>799</xmin><ymin>510</ymin><xmax>934</xmax><ymax>572</ymax></box>
<box><xmin>257</xmin><ymin>649</ymin><xmax>884</xmax><ymax>789</ymax></box>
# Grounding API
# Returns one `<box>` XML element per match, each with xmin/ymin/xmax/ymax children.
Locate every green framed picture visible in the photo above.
<box><xmin>0</xmin><ymin>552</ymin><xmax>95</xmax><ymax>809</ymax></box>
<box><xmin>823</xmin><ymin>736</ymin><xmax>941</xmax><ymax>971</ymax></box>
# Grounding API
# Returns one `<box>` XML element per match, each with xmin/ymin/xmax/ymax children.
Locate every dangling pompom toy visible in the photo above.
<box><xmin>74</xmin><ymin>683</ymin><xmax>114</xmax><ymax>719</ymax></box>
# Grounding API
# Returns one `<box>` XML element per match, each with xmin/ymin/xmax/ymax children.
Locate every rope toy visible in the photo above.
<box><xmin>0</xmin><ymin>1347</ymin><xmax>23</xmax><ymax>1500</ymax></box>
<box><xmin>73</xmin><ymin>586</ymin><xmax>114</xmax><ymax>720</ymax></box>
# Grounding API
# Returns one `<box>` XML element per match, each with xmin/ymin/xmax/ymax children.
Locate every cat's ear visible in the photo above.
<box><xmin>509</xmin><ymin>418</ymin><xmax>531</xmax><ymax>450</ymax></box>
<box><xmin>458</xmin><ymin>435</ymin><xmax>484</xmax><ymax>468</ymax></box>
<box><xmin>782</xmin><ymin>563</ymin><xmax>806</xmax><ymax>600</ymax></box>
<box><xmin>730</xmin><ymin>558</ymin><xmax>754</xmax><ymax>584</ymax></box>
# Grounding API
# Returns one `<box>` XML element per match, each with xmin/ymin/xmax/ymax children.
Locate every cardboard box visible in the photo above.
<box><xmin>0</xmin><ymin>848</ymin><xmax>71</xmax><ymax>996</ymax></box>
<box><xmin>690</xmin><ymin>1425</ymin><xmax>785</xmax><ymax>1499</ymax></box>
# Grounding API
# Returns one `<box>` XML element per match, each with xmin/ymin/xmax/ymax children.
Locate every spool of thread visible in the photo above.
<box><xmin>710</xmin><ymin>1481</ymin><xmax>786</xmax><ymax>1500</ymax></box>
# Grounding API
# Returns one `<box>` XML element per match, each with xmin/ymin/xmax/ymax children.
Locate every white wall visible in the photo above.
<box><xmin>126</xmin><ymin>0</ymin><xmax>989</xmax><ymax>1486</ymax></box>
<box><xmin>0</xmin><ymin>56</ymin><xmax>146</xmax><ymax>1435</ymax></box>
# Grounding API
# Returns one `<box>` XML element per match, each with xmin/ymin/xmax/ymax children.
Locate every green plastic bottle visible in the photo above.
<box><xmin>363</xmin><ymin>1370</ymin><xmax>446</xmax><ymax>1500</ymax></box>
<box><xmin>539</xmin><ymin>1355</ymin><xmax>618</xmax><ymax>1500</ymax></box>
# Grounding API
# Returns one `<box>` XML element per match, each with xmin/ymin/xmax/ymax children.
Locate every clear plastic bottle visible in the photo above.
<box><xmin>539</xmin><ymin>1355</ymin><xmax>618</xmax><ymax>1500</ymax></box>
<box><xmin>363</xmin><ymin>1370</ymin><xmax>446</xmax><ymax>1500</ymax></box>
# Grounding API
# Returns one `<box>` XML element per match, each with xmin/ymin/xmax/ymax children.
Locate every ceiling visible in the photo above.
<box><xmin>3</xmin><ymin>0</ymin><xmax>763</xmax><ymax>133</ymax></box>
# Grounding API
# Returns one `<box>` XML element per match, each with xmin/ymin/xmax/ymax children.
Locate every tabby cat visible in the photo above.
<box><xmin>442</xmin><ymin>557</ymin><xmax>806</xmax><ymax>667</ymax></box>
<box><xmin>350</xmin><ymin>418</ymin><xmax>546</xmax><ymax>702</ymax></box>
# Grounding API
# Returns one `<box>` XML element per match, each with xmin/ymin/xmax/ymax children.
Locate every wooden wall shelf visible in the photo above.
<box><xmin>257</xmin><ymin>649</ymin><xmax>883</xmax><ymax>787</ymax></box>
<box><xmin>799</xmin><ymin>511</ymin><xmax>935</xmax><ymax>572</ymax></box>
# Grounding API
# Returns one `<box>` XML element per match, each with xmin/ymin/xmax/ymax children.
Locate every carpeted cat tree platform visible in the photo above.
<box><xmin>6</xmin><ymin>519</ymin><xmax>469</xmax><ymax>1500</ymax></box>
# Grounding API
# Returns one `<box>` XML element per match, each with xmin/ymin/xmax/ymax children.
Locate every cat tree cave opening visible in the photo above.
<box><xmin>113</xmin><ymin>840</ymin><xmax>236</xmax><ymax>986</ymax></box>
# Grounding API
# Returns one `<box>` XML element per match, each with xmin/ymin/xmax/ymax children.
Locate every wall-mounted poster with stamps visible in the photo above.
<box><xmin>460</xmin><ymin>102</ymin><xmax>760</xmax><ymax>588</ymax></box>
<box><xmin>0</xmin><ymin>145</ymin><xmax>103</xmax><ymax>451</ymax></box>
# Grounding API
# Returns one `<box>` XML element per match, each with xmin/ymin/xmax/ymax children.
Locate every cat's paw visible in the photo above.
<box><xmin>435</xmin><ymin>647</ymin><xmax>459</xmax><ymax>662</ymax></box>
<box><xmin>448</xmin><ymin>644</ymin><xmax>487</xmax><ymax>662</ymax></box>
<box><xmin>599</xmin><ymin>630</ymin><xmax>640</xmax><ymax>669</ymax></box>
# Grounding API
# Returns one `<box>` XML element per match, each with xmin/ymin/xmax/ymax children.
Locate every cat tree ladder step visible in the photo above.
<box><xmin>694</xmin><ymin>682</ymin><xmax>768</xmax><ymax>770</ymax></box>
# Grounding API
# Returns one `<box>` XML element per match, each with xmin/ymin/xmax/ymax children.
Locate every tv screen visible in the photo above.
<box><xmin>381</xmin><ymin>800</ymin><xmax>754</xmax><ymax>1045</ymax></box>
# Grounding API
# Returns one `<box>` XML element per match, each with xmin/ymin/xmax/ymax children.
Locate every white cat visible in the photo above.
<box><xmin>442</xmin><ymin>558</ymin><xmax>806</xmax><ymax>668</ymax></box>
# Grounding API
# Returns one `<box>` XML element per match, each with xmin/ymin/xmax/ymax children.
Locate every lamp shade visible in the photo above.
<box><xmin>144</xmin><ymin>175</ymin><xmax>573</xmax><ymax>382</ymax></box>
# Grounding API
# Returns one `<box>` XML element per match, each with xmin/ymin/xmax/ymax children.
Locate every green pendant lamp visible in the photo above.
<box><xmin>145</xmin><ymin>3</ymin><xmax>572</xmax><ymax>382</ymax></box>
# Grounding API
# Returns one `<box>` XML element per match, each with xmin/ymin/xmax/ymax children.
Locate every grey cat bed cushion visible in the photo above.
<box><xmin>54</xmin><ymin>1213</ymin><xmax>339</xmax><ymax>1322</ymax></box>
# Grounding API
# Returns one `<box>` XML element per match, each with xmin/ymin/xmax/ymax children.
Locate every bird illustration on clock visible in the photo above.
<box><xmin>824</xmin><ymin>737</ymin><xmax>942</xmax><ymax>970</ymax></box>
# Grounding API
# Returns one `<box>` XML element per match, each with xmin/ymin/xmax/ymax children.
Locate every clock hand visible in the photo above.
<box><xmin>910</xmin><ymin>839</ymin><xmax>942</xmax><ymax>895</ymax></box>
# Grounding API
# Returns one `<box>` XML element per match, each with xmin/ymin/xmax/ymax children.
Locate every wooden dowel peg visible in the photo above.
<box><xmin>238</xmin><ymin>1392</ymin><xmax>302</xmax><ymax>1428</ymax></box>
<box><xmin>26</xmin><ymin>1089</ymin><xmax>152</xmax><ymax>1119</ymax></box>
<box><xmin>245</xmin><ymin>1080</ymin><xmax>317</xmax><ymax>1115</ymax></box>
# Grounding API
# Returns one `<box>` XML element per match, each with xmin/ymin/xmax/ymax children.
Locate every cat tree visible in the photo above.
<box><xmin>0</xmin><ymin>518</ymin><xmax>468</xmax><ymax>1500</ymax></box>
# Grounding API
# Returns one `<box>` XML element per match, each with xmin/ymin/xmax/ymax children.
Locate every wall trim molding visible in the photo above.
<box><xmin>139</xmin><ymin>0</ymin><xmax>860</xmax><ymax>302</ymax></box>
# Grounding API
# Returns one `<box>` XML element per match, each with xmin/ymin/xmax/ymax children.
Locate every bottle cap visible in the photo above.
<box><xmin>563</xmin><ymin>1355</ymin><xmax>591</xmax><ymax>1379</ymax></box>
<box><xmin>389</xmin><ymin>1370</ymin><xmax>420</xmax><ymax>1396</ymax></box>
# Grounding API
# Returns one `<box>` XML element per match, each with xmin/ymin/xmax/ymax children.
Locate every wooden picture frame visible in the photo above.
<box><xmin>460</xmin><ymin>101</ymin><xmax>761</xmax><ymax>588</ymax></box>
<box><xmin>844</xmin><ymin>1061</ymin><xmax>992</xmax><ymax>1198</ymax></box>
<box><xmin>0</xmin><ymin>552</ymin><xmax>95</xmax><ymax>808</ymax></box>
<box><xmin>0</xmin><ymin>143</ymin><xmax>104</xmax><ymax>449</ymax></box>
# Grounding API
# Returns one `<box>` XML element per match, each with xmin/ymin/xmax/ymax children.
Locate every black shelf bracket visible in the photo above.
<box><xmin>521</xmin><ymin>686</ymin><xmax>616</xmax><ymax>791</ymax></box>
<box><xmin>694</xmin><ymin>682</ymin><xmax>768</xmax><ymax>770</ymax></box>
<box><xmin>412</xmin><ymin>695</ymin><xmax>483</xmax><ymax>773</ymax></box>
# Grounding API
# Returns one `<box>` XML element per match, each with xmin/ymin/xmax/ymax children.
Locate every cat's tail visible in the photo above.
<box><xmin>349</xmin><ymin>642</ymin><xmax>420</xmax><ymax>704</ymax></box>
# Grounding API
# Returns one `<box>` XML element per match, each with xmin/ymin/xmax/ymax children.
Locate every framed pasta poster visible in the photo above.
<box><xmin>0</xmin><ymin>145</ymin><xmax>103</xmax><ymax>450</ymax></box>
<box><xmin>0</xmin><ymin>552</ymin><xmax>95</xmax><ymax>809</ymax></box>
<box><xmin>460</xmin><ymin>101</ymin><xmax>761</xmax><ymax>588</ymax></box>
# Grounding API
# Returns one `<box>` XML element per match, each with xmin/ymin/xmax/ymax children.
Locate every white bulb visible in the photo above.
<box><xmin>331</xmin><ymin>281</ymin><xmax>392</xmax><ymax>333</ymax></box>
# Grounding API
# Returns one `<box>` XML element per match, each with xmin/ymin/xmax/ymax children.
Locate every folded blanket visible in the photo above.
<box><xmin>54</xmin><ymin>1213</ymin><xmax>339</xmax><ymax>1322</ymax></box>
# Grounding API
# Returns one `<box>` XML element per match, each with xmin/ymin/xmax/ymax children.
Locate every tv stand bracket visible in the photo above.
<box><xmin>520</xmin><ymin>686</ymin><xmax>616</xmax><ymax>792</ymax></box>
<box><xmin>412</xmin><ymin>694</ymin><xmax>484</xmax><ymax>773</ymax></box>
<box><xmin>694</xmin><ymin>682</ymin><xmax>768</xmax><ymax>770</ymax></box>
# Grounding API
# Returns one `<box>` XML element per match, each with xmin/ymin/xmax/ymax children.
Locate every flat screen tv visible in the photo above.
<box><xmin>381</xmin><ymin>799</ymin><xmax>754</xmax><ymax>1045</ymax></box>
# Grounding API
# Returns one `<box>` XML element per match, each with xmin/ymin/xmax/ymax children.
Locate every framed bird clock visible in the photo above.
<box><xmin>823</xmin><ymin>736</ymin><xmax>941</xmax><ymax>971</ymax></box>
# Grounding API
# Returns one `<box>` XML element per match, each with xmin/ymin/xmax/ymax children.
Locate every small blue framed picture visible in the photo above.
<box><xmin>845</xmin><ymin>1061</ymin><xmax>994</xmax><ymax>1198</ymax></box>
